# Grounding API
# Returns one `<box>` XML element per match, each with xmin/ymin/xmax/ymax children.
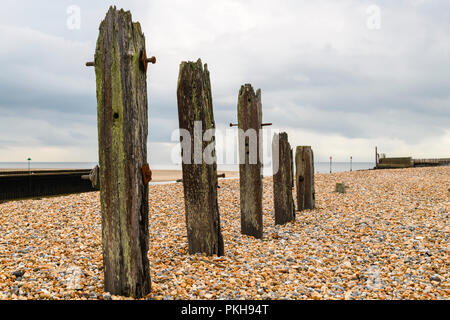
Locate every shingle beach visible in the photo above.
<box><xmin>0</xmin><ymin>166</ymin><xmax>448</xmax><ymax>300</ymax></box>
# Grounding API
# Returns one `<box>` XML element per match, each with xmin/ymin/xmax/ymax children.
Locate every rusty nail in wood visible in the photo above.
<box><xmin>142</xmin><ymin>163</ymin><xmax>152</xmax><ymax>184</ymax></box>
<box><xmin>86</xmin><ymin>61</ymin><xmax>94</xmax><ymax>67</ymax></box>
<box><xmin>147</xmin><ymin>56</ymin><xmax>156</xmax><ymax>64</ymax></box>
<box><xmin>141</xmin><ymin>49</ymin><xmax>156</xmax><ymax>72</ymax></box>
<box><xmin>229</xmin><ymin>123</ymin><xmax>238</xmax><ymax>127</ymax></box>
<box><xmin>261</xmin><ymin>123</ymin><xmax>273</xmax><ymax>127</ymax></box>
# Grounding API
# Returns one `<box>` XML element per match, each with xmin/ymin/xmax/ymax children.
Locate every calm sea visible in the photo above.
<box><xmin>0</xmin><ymin>162</ymin><xmax>375</xmax><ymax>174</ymax></box>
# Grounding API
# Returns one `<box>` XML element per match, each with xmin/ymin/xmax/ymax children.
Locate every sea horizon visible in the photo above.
<box><xmin>0</xmin><ymin>161</ymin><xmax>375</xmax><ymax>174</ymax></box>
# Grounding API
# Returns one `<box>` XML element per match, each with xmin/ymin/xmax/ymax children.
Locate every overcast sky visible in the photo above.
<box><xmin>0</xmin><ymin>0</ymin><xmax>449</xmax><ymax>166</ymax></box>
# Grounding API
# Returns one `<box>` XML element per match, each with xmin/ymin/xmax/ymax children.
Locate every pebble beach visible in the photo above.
<box><xmin>0</xmin><ymin>166</ymin><xmax>448</xmax><ymax>300</ymax></box>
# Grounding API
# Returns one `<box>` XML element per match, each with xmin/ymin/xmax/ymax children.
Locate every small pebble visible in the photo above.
<box><xmin>430</xmin><ymin>275</ymin><xmax>441</xmax><ymax>282</ymax></box>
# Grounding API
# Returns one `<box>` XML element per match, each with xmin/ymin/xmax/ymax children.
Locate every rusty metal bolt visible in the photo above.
<box><xmin>142</xmin><ymin>163</ymin><xmax>152</xmax><ymax>184</ymax></box>
<box><xmin>141</xmin><ymin>49</ymin><xmax>156</xmax><ymax>72</ymax></box>
<box><xmin>147</xmin><ymin>56</ymin><xmax>156</xmax><ymax>64</ymax></box>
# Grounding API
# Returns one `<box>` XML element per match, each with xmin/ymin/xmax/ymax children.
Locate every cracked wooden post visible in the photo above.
<box><xmin>176</xmin><ymin>59</ymin><xmax>224</xmax><ymax>256</ymax></box>
<box><xmin>237</xmin><ymin>84</ymin><xmax>263</xmax><ymax>239</ymax></box>
<box><xmin>272</xmin><ymin>132</ymin><xmax>295</xmax><ymax>225</ymax></box>
<box><xmin>295</xmin><ymin>146</ymin><xmax>315</xmax><ymax>210</ymax></box>
<box><xmin>93</xmin><ymin>7</ymin><xmax>151</xmax><ymax>298</ymax></box>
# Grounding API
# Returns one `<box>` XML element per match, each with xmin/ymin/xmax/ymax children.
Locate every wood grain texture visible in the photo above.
<box><xmin>237</xmin><ymin>84</ymin><xmax>263</xmax><ymax>239</ymax></box>
<box><xmin>295</xmin><ymin>146</ymin><xmax>315</xmax><ymax>210</ymax></box>
<box><xmin>176</xmin><ymin>59</ymin><xmax>224</xmax><ymax>256</ymax></box>
<box><xmin>272</xmin><ymin>132</ymin><xmax>295</xmax><ymax>225</ymax></box>
<box><xmin>94</xmin><ymin>6</ymin><xmax>150</xmax><ymax>297</ymax></box>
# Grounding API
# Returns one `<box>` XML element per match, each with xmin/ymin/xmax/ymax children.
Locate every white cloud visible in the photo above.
<box><xmin>0</xmin><ymin>24</ymin><xmax>94</xmax><ymax>95</ymax></box>
<box><xmin>0</xmin><ymin>0</ymin><xmax>449</xmax><ymax>164</ymax></box>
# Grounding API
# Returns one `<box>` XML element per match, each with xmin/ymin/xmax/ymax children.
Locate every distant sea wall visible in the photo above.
<box><xmin>377</xmin><ymin>157</ymin><xmax>449</xmax><ymax>169</ymax></box>
<box><xmin>377</xmin><ymin>157</ymin><xmax>414</xmax><ymax>169</ymax></box>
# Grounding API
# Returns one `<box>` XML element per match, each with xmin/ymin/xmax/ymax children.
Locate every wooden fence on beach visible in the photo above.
<box><xmin>0</xmin><ymin>169</ymin><xmax>97</xmax><ymax>202</ymax></box>
<box><xmin>376</xmin><ymin>157</ymin><xmax>449</xmax><ymax>169</ymax></box>
<box><xmin>413</xmin><ymin>158</ymin><xmax>450</xmax><ymax>167</ymax></box>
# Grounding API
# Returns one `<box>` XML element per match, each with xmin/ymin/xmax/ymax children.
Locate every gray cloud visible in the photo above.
<box><xmin>0</xmin><ymin>0</ymin><xmax>449</xmax><ymax>163</ymax></box>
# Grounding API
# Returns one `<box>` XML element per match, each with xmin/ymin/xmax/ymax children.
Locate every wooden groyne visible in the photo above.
<box><xmin>0</xmin><ymin>169</ymin><xmax>97</xmax><ymax>202</ymax></box>
<box><xmin>376</xmin><ymin>157</ymin><xmax>449</xmax><ymax>169</ymax></box>
<box><xmin>413</xmin><ymin>158</ymin><xmax>450</xmax><ymax>167</ymax></box>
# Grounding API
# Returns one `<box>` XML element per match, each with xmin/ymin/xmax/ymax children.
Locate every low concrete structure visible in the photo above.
<box><xmin>376</xmin><ymin>156</ymin><xmax>449</xmax><ymax>169</ymax></box>
<box><xmin>377</xmin><ymin>157</ymin><xmax>414</xmax><ymax>169</ymax></box>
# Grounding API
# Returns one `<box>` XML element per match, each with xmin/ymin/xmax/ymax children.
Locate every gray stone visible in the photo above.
<box><xmin>12</xmin><ymin>270</ymin><xmax>24</xmax><ymax>278</ymax></box>
<box><xmin>430</xmin><ymin>274</ymin><xmax>441</xmax><ymax>282</ymax></box>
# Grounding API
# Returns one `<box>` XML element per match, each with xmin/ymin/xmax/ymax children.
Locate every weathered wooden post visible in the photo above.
<box><xmin>90</xmin><ymin>7</ymin><xmax>152</xmax><ymax>298</ymax></box>
<box><xmin>176</xmin><ymin>59</ymin><xmax>224</xmax><ymax>256</ymax></box>
<box><xmin>272</xmin><ymin>132</ymin><xmax>295</xmax><ymax>225</ymax></box>
<box><xmin>335</xmin><ymin>183</ymin><xmax>346</xmax><ymax>193</ymax></box>
<box><xmin>375</xmin><ymin>146</ymin><xmax>378</xmax><ymax>168</ymax></box>
<box><xmin>295</xmin><ymin>146</ymin><xmax>315</xmax><ymax>210</ymax></box>
<box><xmin>236</xmin><ymin>84</ymin><xmax>263</xmax><ymax>238</ymax></box>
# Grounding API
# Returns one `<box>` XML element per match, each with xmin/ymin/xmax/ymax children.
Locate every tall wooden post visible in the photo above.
<box><xmin>237</xmin><ymin>84</ymin><xmax>263</xmax><ymax>239</ymax></box>
<box><xmin>295</xmin><ymin>146</ymin><xmax>315</xmax><ymax>211</ymax></box>
<box><xmin>272</xmin><ymin>132</ymin><xmax>295</xmax><ymax>225</ymax></box>
<box><xmin>176</xmin><ymin>59</ymin><xmax>224</xmax><ymax>256</ymax></box>
<box><xmin>93</xmin><ymin>7</ymin><xmax>151</xmax><ymax>298</ymax></box>
<box><xmin>375</xmin><ymin>146</ymin><xmax>378</xmax><ymax>168</ymax></box>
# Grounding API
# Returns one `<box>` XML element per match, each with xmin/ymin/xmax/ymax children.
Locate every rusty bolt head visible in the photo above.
<box><xmin>141</xmin><ymin>49</ymin><xmax>156</xmax><ymax>72</ymax></box>
<box><xmin>142</xmin><ymin>163</ymin><xmax>152</xmax><ymax>184</ymax></box>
